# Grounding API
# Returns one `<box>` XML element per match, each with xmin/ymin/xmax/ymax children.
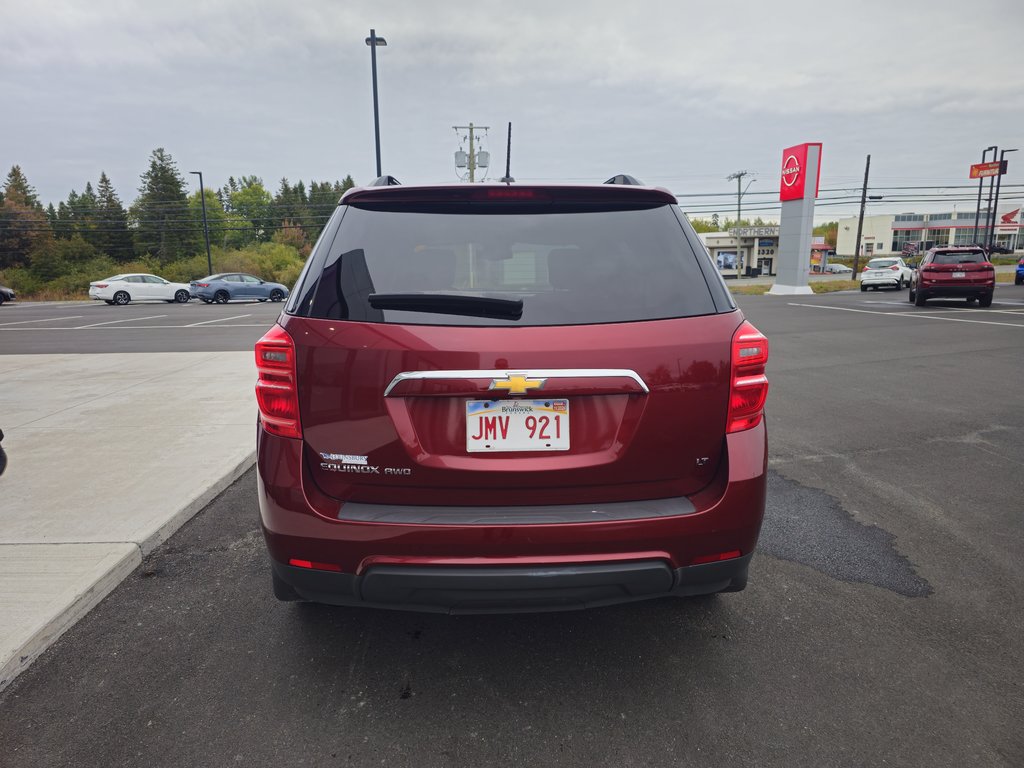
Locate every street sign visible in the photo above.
<box><xmin>779</xmin><ymin>143</ymin><xmax>822</xmax><ymax>202</ymax></box>
<box><xmin>969</xmin><ymin>161</ymin><xmax>1004</xmax><ymax>179</ymax></box>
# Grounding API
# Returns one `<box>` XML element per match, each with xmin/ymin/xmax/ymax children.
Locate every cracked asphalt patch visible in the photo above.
<box><xmin>760</xmin><ymin>471</ymin><xmax>932</xmax><ymax>597</ymax></box>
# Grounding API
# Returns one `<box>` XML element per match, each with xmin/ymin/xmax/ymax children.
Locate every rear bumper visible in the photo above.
<box><xmin>861</xmin><ymin>277</ymin><xmax>900</xmax><ymax>286</ymax></box>
<box><xmin>271</xmin><ymin>554</ymin><xmax>751</xmax><ymax>614</ymax></box>
<box><xmin>258</xmin><ymin>421</ymin><xmax>767</xmax><ymax>613</ymax></box>
<box><xmin>917</xmin><ymin>283</ymin><xmax>993</xmax><ymax>298</ymax></box>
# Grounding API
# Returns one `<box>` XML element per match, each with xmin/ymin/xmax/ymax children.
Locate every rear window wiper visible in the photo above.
<box><xmin>368</xmin><ymin>293</ymin><xmax>524</xmax><ymax>320</ymax></box>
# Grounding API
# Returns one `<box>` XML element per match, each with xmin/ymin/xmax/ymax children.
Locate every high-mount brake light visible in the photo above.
<box><xmin>483</xmin><ymin>188</ymin><xmax>540</xmax><ymax>199</ymax></box>
<box><xmin>255</xmin><ymin>324</ymin><xmax>301</xmax><ymax>439</ymax></box>
<box><xmin>728</xmin><ymin>321</ymin><xmax>769</xmax><ymax>434</ymax></box>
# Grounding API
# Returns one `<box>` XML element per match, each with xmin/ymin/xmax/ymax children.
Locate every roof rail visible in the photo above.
<box><xmin>603</xmin><ymin>174</ymin><xmax>644</xmax><ymax>186</ymax></box>
<box><xmin>368</xmin><ymin>175</ymin><xmax>402</xmax><ymax>187</ymax></box>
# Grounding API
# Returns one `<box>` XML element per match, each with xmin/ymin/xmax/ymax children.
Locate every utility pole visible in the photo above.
<box><xmin>852</xmin><ymin>154</ymin><xmax>871</xmax><ymax>276</ymax></box>
<box><xmin>452</xmin><ymin>123</ymin><xmax>490</xmax><ymax>182</ymax></box>
<box><xmin>973</xmin><ymin>146</ymin><xmax>997</xmax><ymax>244</ymax></box>
<box><xmin>189</xmin><ymin>171</ymin><xmax>212</xmax><ymax>276</ymax></box>
<box><xmin>726</xmin><ymin>170</ymin><xmax>750</xmax><ymax>224</ymax></box>
<box><xmin>499</xmin><ymin>122</ymin><xmax>515</xmax><ymax>183</ymax></box>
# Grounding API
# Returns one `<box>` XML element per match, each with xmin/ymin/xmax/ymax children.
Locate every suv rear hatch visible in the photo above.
<box><xmin>923</xmin><ymin>249</ymin><xmax>993</xmax><ymax>285</ymax></box>
<box><xmin>280</xmin><ymin>185</ymin><xmax>742</xmax><ymax>508</ymax></box>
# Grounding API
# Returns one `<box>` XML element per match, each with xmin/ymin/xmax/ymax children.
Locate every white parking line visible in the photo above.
<box><xmin>0</xmin><ymin>315</ymin><xmax>84</xmax><ymax>327</ymax></box>
<box><xmin>73</xmin><ymin>315</ymin><xmax>167</xmax><ymax>329</ymax></box>
<box><xmin>788</xmin><ymin>303</ymin><xmax>1024</xmax><ymax>329</ymax></box>
<box><xmin>184</xmin><ymin>314</ymin><xmax>253</xmax><ymax>327</ymax></box>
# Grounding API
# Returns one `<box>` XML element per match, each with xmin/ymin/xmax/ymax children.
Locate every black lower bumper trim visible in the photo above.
<box><xmin>271</xmin><ymin>553</ymin><xmax>752</xmax><ymax>614</ymax></box>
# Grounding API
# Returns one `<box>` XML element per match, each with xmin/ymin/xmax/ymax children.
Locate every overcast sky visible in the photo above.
<box><xmin>2</xmin><ymin>0</ymin><xmax>1021</xmax><ymax>222</ymax></box>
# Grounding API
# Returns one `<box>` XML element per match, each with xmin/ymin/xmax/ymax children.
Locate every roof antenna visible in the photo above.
<box><xmin>499</xmin><ymin>122</ymin><xmax>514</xmax><ymax>184</ymax></box>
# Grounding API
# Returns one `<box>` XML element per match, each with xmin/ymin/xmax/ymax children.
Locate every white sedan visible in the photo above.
<box><xmin>859</xmin><ymin>257</ymin><xmax>914</xmax><ymax>291</ymax></box>
<box><xmin>88</xmin><ymin>274</ymin><xmax>193</xmax><ymax>305</ymax></box>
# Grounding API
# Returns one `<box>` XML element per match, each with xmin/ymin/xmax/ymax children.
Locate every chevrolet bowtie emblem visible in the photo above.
<box><xmin>489</xmin><ymin>373</ymin><xmax>546</xmax><ymax>395</ymax></box>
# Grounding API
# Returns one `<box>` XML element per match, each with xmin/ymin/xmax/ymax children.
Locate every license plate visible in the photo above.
<box><xmin>952</xmin><ymin>271</ymin><xmax>966</xmax><ymax>278</ymax></box>
<box><xmin>466</xmin><ymin>399</ymin><xmax>569</xmax><ymax>452</ymax></box>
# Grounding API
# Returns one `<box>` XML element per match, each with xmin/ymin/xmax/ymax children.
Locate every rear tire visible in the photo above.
<box><xmin>979</xmin><ymin>293</ymin><xmax>993</xmax><ymax>308</ymax></box>
<box><xmin>270</xmin><ymin>289</ymin><xmax>284</xmax><ymax>302</ymax></box>
<box><xmin>174</xmin><ymin>289</ymin><xmax>190</xmax><ymax>303</ymax></box>
<box><xmin>1015</xmin><ymin>276</ymin><xmax>1022</xmax><ymax>285</ymax></box>
<box><xmin>860</xmin><ymin>284</ymin><xmax>867</xmax><ymax>292</ymax></box>
<box><xmin>897</xmin><ymin>277</ymin><xmax>906</xmax><ymax>290</ymax></box>
<box><xmin>908</xmin><ymin>286</ymin><xmax>916</xmax><ymax>302</ymax></box>
<box><xmin>113</xmin><ymin>291</ymin><xmax>130</xmax><ymax>306</ymax></box>
<box><xmin>914</xmin><ymin>288</ymin><xmax>927</xmax><ymax>306</ymax></box>
<box><xmin>214</xmin><ymin>290</ymin><xmax>229</xmax><ymax>304</ymax></box>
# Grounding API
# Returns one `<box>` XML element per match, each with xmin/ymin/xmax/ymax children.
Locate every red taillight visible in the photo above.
<box><xmin>95</xmin><ymin>283</ymin><xmax>108</xmax><ymax>288</ymax></box>
<box><xmin>288</xmin><ymin>558</ymin><xmax>341</xmax><ymax>572</ymax></box>
<box><xmin>195</xmin><ymin>282</ymin><xmax>210</xmax><ymax>287</ymax></box>
<box><xmin>692</xmin><ymin>550</ymin><xmax>742</xmax><ymax>565</ymax></box>
<box><xmin>889</xmin><ymin>265</ymin><xmax>900</xmax><ymax>271</ymax></box>
<box><xmin>862</xmin><ymin>266</ymin><xmax>870</xmax><ymax>271</ymax></box>
<box><xmin>255</xmin><ymin>324</ymin><xmax>301</xmax><ymax>439</ymax></box>
<box><xmin>728</xmin><ymin>320</ymin><xmax>769</xmax><ymax>434</ymax></box>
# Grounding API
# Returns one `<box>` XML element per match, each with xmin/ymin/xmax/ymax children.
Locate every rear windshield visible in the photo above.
<box><xmin>932</xmin><ymin>250</ymin><xmax>986</xmax><ymax>265</ymax></box>
<box><xmin>867</xmin><ymin>259</ymin><xmax>897</xmax><ymax>269</ymax></box>
<box><xmin>299</xmin><ymin>204</ymin><xmax>716</xmax><ymax>326</ymax></box>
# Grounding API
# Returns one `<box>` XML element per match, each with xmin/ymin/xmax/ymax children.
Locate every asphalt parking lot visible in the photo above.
<box><xmin>0</xmin><ymin>299</ymin><xmax>282</xmax><ymax>353</ymax></box>
<box><xmin>1</xmin><ymin>287</ymin><xmax>1022</xmax><ymax>767</ymax></box>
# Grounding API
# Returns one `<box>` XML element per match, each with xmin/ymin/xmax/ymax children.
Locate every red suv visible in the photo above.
<box><xmin>909</xmin><ymin>247</ymin><xmax>996</xmax><ymax>307</ymax></box>
<box><xmin>255</xmin><ymin>178</ymin><xmax>768</xmax><ymax>613</ymax></box>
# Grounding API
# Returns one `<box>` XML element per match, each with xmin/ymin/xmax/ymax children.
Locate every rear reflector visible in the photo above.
<box><xmin>255</xmin><ymin>324</ymin><xmax>302</xmax><ymax>439</ymax></box>
<box><xmin>728</xmin><ymin>320</ymin><xmax>769</xmax><ymax>433</ymax></box>
<box><xmin>692</xmin><ymin>550</ymin><xmax>742</xmax><ymax>565</ymax></box>
<box><xmin>288</xmin><ymin>558</ymin><xmax>342</xmax><ymax>572</ymax></box>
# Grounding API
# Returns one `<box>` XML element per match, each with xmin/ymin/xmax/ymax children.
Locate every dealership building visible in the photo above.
<box><xmin>699</xmin><ymin>227</ymin><xmax>781</xmax><ymax>277</ymax></box>
<box><xmin>836</xmin><ymin>205</ymin><xmax>1022</xmax><ymax>257</ymax></box>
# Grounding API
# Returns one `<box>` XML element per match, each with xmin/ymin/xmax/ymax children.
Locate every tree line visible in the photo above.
<box><xmin>0</xmin><ymin>148</ymin><xmax>355</xmax><ymax>296</ymax></box>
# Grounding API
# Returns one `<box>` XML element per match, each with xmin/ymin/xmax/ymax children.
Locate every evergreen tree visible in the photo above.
<box><xmin>95</xmin><ymin>171</ymin><xmax>134</xmax><ymax>261</ymax></box>
<box><xmin>129</xmin><ymin>148</ymin><xmax>199</xmax><ymax>263</ymax></box>
<box><xmin>0</xmin><ymin>165</ymin><xmax>52</xmax><ymax>269</ymax></box>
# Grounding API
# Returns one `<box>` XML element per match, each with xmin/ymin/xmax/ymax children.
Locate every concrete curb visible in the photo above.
<box><xmin>0</xmin><ymin>543</ymin><xmax>140</xmax><ymax>690</ymax></box>
<box><xmin>0</xmin><ymin>451</ymin><xmax>257</xmax><ymax>693</ymax></box>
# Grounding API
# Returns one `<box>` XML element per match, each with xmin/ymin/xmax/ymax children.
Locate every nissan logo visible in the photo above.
<box><xmin>781</xmin><ymin>154</ymin><xmax>801</xmax><ymax>187</ymax></box>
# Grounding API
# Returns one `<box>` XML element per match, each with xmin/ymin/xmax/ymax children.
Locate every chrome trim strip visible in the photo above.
<box><xmin>383</xmin><ymin>368</ymin><xmax>650</xmax><ymax>397</ymax></box>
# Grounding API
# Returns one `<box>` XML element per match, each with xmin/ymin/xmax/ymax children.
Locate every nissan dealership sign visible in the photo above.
<box><xmin>779</xmin><ymin>143</ymin><xmax>822</xmax><ymax>202</ymax></box>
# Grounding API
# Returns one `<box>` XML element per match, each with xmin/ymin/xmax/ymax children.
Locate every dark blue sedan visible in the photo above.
<box><xmin>190</xmin><ymin>273</ymin><xmax>290</xmax><ymax>304</ymax></box>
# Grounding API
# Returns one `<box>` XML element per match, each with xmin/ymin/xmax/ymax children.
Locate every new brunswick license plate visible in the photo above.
<box><xmin>466</xmin><ymin>399</ymin><xmax>570</xmax><ymax>452</ymax></box>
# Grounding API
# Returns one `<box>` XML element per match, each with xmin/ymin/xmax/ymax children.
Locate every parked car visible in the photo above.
<box><xmin>256</xmin><ymin>178</ymin><xmax>769</xmax><ymax>613</ymax></box>
<box><xmin>0</xmin><ymin>428</ymin><xmax>6</xmax><ymax>476</ymax></box>
<box><xmin>190</xmin><ymin>273</ymin><xmax>290</xmax><ymax>304</ymax></box>
<box><xmin>1015</xmin><ymin>257</ymin><xmax>1024</xmax><ymax>285</ymax></box>
<box><xmin>859</xmin><ymin>257</ymin><xmax>913</xmax><ymax>291</ymax></box>
<box><xmin>987</xmin><ymin>244</ymin><xmax>1013</xmax><ymax>255</ymax></box>
<box><xmin>909</xmin><ymin>247</ymin><xmax>995</xmax><ymax>307</ymax></box>
<box><xmin>824</xmin><ymin>263</ymin><xmax>853</xmax><ymax>274</ymax></box>
<box><xmin>88</xmin><ymin>274</ymin><xmax>192</xmax><ymax>305</ymax></box>
<box><xmin>0</xmin><ymin>284</ymin><xmax>15</xmax><ymax>305</ymax></box>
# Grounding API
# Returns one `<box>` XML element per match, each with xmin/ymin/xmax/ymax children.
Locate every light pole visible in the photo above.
<box><xmin>365</xmin><ymin>29</ymin><xmax>387</xmax><ymax>178</ymax></box>
<box><xmin>990</xmin><ymin>148</ymin><xmax>1017</xmax><ymax>250</ymax></box>
<box><xmin>973</xmin><ymin>145</ymin><xmax>997</xmax><ymax>244</ymax></box>
<box><xmin>189</xmin><ymin>171</ymin><xmax>212</xmax><ymax>276</ymax></box>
